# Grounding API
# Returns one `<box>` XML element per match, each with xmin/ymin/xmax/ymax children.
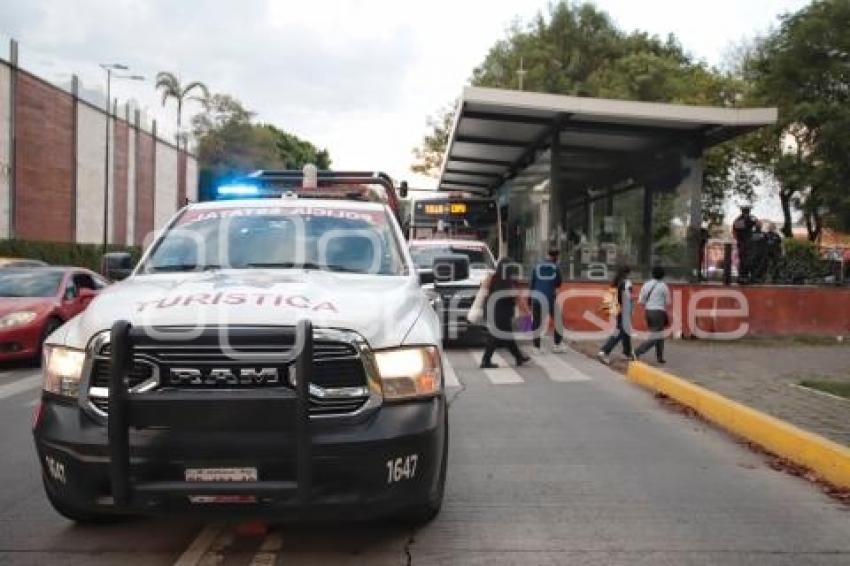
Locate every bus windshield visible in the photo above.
<box><xmin>408</xmin><ymin>196</ymin><xmax>501</xmax><ymax>256</ymax></box>
<box><xmin>410</xmin><ymin>244</ymin><xmax>494</xmax><ymax>271</ymax></box>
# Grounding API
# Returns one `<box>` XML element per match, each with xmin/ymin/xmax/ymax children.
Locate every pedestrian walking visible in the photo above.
<box><xmin>596</xmin><ymin>265</ymin><xmax>633</xmax><ymax>365</ymax></box>
<box><xmin>530</xmin><ymin>248</ymin><xmax>564</xmax><ymax>355</ymax></box>
<box><xmin>480</xmin><ymin>258</ymin><xmax>530</xmax><ymax>369</ymax></box>
<box><xmin>634</xmin><ymin>266</ymin><xmax>671</xmax><ymax>364</ymax></box>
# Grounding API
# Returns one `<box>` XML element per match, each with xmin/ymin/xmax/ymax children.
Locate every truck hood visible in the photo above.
<box><xmin>60</xmin><ymin>270</ymin><xmax>427</xmax><ymax>350</ymax></box>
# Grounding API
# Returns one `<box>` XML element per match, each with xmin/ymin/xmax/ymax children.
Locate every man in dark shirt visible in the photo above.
<box><xmin>732</xmin><ymin>205</ymin><xmax>757</xmax><ymax>283</ymax></box>
<box><xmin>750</xmin><ymin>221</ymin><xmax>768</xmax><ymax>283</ymax></box>
<box><xmin>764</xmin><ymin>222</ymin><xmax>783</xmax><ymax>282</ymax></box>
<box><xmin>530</xmin><ymin>249</ymin><xmax>564</xmax><ymax>354</ymax></box>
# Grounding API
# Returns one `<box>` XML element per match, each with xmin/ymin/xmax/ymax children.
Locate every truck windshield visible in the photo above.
<box><xmin>410</xmin><ymin>245</ymin><xmax>494</xmax><ymax>270</ymax></box>
<box><xmin>141</xmin><ymin>205</ymin><xmax>407</xmax><ymax>276</ymax></box>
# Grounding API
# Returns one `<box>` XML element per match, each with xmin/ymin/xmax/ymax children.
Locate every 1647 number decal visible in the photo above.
<box><xmin>385</xmin><ymin>454</ymin><xmax>418</xmax><ymax>484</ymax></box>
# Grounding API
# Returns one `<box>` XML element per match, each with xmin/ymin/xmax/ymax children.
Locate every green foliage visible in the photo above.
<box><xmin>411</xmin><ymin>103</ymin><xmax>454</xmax><ymax>177</ymax></box>
<box><xmin>262</xmin><ymin>125</ymin><xmax>331</xmax><ymax>170</ymax></box>
<box><xmin>745</xmin><ymin>0</ymin><xmax>850</xmax><ymax>239</ymax></box>
<box><xmin>773</xmin><ymin>239</ymin><xmax>829</xmax><ymax>284</ymax></box>
<box><xmin>0</xmin><ymin>240</ymin><xmax>142</xmax><ymax>272</ymax></box>
<box><xmin>192</xmin><ymin>94</ymin><xmax>331</xmax><ymax>198</ymax></box>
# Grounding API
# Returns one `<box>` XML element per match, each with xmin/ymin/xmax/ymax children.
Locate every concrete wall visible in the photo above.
<box><xmin>0</xmin><ymin>64</ymin><xmax>10</xmax><ymax>239</ymax></box>
<box><xmin>186</xmin><ymin>154</ymin><xmax>198</xmax><ymax>202</ymax></box>
<box><xmin>75</xmin><ymin>104</ymin><xmax>108</xmax><ymax>244</ymax></box>
<box><xmin>555</xmin><ymin>281</ymin><xmax>850</xmax><ymax>338</ymax></box>
<box><xmin>126</xmin><ymin>123</ymin><xmax>136</xmax><ymax>246</ymax></box>
<box><xmin>0</xmin><ymin>56</ymin><xmax>198</xmax><ymax>247</ymax></box>
<box><xmin>154</xmin><ymin>140</ymin><xmax>178</xmax><ymax>229</ymax></box>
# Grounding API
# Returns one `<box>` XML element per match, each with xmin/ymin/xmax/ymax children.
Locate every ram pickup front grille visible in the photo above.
<box><xmin>439</xmin><ymin>286</ymin><xmax>478</xmax><ymax>309</ymax></box>
<box><xmin>87</xmin><ymin>327</ymin><xmax>371</xmax><ymax>417</ymax></box>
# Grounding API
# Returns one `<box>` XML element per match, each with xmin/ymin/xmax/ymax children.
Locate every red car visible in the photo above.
<box><xmin>0</xmin><ymin>267</ymin><xmax>108</xmax><ymax>362</ymax></box>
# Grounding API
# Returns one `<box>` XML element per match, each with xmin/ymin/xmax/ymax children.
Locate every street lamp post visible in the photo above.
<box><xmin>99</xmin><ymin>64</ymin><xmax>143</xmax><ymax>256</ymax></box>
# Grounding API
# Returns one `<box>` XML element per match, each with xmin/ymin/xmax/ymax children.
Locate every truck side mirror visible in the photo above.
<box><xmin>399</xmin><ymin>181</ymin><xmax>408</xmax><ymax>199</ymax></box>
<box><xmin>102</xmin><ymin>252</ymin><xmax>134</xmax><ymax>281</ymax></box>
<box><xmin>432</xmin><ymin>255</ymin><xmax>469</xmax><ymax>284</ymax></box>
<box><xmin>418</xmin><ymin>269</ymin><xmax>435</xmax><ymax>286</ymax></box>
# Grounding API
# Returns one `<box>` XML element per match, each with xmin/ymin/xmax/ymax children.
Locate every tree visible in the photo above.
<box><xmin>263</xmin><ymin>125</ymin><xmax>331</xmax><ymax>170</ymax></box>
<box><xmin>411</xmin><ymin>103</ymin><xmax>454</xmax><ymax>177</ymax></box>
<box><xmin>191</xmin><ymin>94</ymin><xmax>332</xmax><ymax>200</ymax></box>
<box><xmin>155</xmin><ymin>71</ymin><xmax>209</xmax><ymax>146</ymax></box>
<box><xmin>745</xmin><ymin>0</ymin><xmax>850</xmax><ymax>239</ymax></box>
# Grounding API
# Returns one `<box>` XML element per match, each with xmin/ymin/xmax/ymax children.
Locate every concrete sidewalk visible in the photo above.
<box><xmin>572</xmin><ymin>338</ymin><xmax>850</xmax><ymax>446</ymax></box>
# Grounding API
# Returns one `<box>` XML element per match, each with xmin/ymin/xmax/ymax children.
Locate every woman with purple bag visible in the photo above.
<box><xmin>480</xmin><ymin>258</ymin><xmax>530</xmax><ymax>369</ymax></box>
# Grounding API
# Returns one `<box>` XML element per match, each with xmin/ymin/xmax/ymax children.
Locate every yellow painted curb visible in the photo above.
<box><xmin>627</xmin><ymin>361</ymin><xmax>850</xmax><ymax>489</ymax></box>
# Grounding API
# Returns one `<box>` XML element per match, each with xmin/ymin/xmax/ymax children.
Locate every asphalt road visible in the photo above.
<box><xmin>0</xmin><ymin>345</ymin><xmax>848</xmax><ymax>565</ymax></box>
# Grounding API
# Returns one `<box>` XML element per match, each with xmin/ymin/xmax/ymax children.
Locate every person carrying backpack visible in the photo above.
<box><xmin>597</xmin><ymin>266</ymin><xmax>633</xmax><ymax>365</ymax></box>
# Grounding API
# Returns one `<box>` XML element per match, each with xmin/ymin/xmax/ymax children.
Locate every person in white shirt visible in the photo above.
<box><xmin>634</xmin><ymin>266</ymin><xmax>671</xmax><ymax>364</ymax></box>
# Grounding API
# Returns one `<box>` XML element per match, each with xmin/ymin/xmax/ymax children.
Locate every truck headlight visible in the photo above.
<box><xmin>43</xmin><ymin>345</ymin><xmax>86</xmax><ymax>397</ymax></box>
<box><xmin>0</xmin><ymin>311</ymin><xmax>38</xmax><ymax>328</ymax></box>
<box><xmin>374</xmin><ymin>346</ymin><xmax>441</xmax><ymax>400</ymax></box>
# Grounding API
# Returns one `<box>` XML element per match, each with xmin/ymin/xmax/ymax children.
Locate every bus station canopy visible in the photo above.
<box><xmin>437</xmin><ymin>87</ymin><xmax>777</xmax><ymax>193</ymax></box>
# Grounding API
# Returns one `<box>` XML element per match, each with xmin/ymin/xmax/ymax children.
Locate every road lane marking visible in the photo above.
<box><xmin>173</xmin><ymin>523</ymin><xmax>225</xmax><ymax>566</ymax></box>
<box><xmin>470</xmin><ymin>351</ymin><xmax>524</xmax><ymax>384</ymax></box>
<box><xmin>0</xmin><ymin>373</ymin><xmax>42</xmax><ymax>400</ymax></box>
<box><xmin>441</xmin><ymin>352</ymin><xmax>461</xmax><ymax>388</ymax></box>
<box><xmin>534</xmin><ymin>353</ymin><xmax>592</xmax><ymax>382</ymax></box>
<box><xmin>249</xmin><ymin>532</ymin><xmax>284</xmax><ymax>566</ymax></box>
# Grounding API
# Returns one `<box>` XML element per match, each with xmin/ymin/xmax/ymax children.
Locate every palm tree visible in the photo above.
<box><xmin>155</xmin><ymin>71</ymin><xmax>209</xmax><ymax>147</ymax></box>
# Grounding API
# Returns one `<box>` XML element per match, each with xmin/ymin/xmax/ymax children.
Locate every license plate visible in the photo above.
<box><xmin>185</xmin><ymin>467</ymin><xmax>258</xmax><ymax>482</ymax></box>
<box><xmin>188</xmin><ymin>495</ymin><xmax>257</xmax><ymax>504</ymax></box>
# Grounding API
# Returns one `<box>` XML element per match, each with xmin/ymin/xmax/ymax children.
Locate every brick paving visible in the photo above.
<box><xmin>570</xmin><ymin>337</ymin><xmax>850</xmax><ymax>446</ymax></box>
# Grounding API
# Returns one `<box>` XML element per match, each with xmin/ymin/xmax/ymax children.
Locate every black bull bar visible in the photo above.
<box><xmin>107</xmin><ymin>319</ymin><xmax>314</xmax><ymax>507</ymax></box>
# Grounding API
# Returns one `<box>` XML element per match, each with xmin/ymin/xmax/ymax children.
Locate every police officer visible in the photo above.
<box><xmin>750</xmin><ymin>221</ymin><xmax>768</xmax><ymax>283</ymax></box>
<box><xmin>764</xmin><ymin>222</ymin><xmax>783</xmax><ymax>282</ymax></box>
<box><xmin>732</xmin><ymin>205</ymin><xmax>757</xmax><ymax>283</ymax></box>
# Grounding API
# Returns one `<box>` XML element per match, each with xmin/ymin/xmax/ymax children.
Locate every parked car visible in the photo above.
<box><xmin>0</xmin><ymin>267</ymin><xmax>108</xmax><ymax>362</ymax></box>
<box><xmin>0</xmin><ymin>257</ymin><xmax>48</xmax><ymax>269</ymax></box>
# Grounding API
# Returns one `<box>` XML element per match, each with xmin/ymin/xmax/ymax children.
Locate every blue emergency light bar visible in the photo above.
<box><xmin>216</xmin><ymin>183</ymin><xmax>261</xmax><ymax>197</ymax></box>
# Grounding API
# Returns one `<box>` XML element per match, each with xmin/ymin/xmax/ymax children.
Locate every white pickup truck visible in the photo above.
<box><xmin>410</xmin><ymin>239</ymin><xmax>496</xmax><ymax>342</ymax></box>
<box><xmin>33</xmin><ymin>186</ymin><xmax>468</xmax><ymax>523</ymax></box>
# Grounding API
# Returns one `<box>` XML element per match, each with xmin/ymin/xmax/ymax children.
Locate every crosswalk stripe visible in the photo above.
<box><xmin>533</xmin><ymin>353</ymin><xmax>592</xmax><ymax>382</ymax></box>
<box><xmin>0</xmin><ymin>373</ymin><xmax>42</xmax><ymax>400</ymax></box>
<box><xmin>441</xmin><ymin>352</ymin><xmax>461</xmax><ymax>388</ymax></box>
<box><xmin>470</xmin><ymin>350</ymin><xmax>524</xmax><ymax>384</ymax></box>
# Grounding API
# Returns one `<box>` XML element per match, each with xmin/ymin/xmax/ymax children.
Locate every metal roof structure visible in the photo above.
<box><xmin>438</xmin><ymin>87</ymin><xmax>778</xmax><ymax>193</ymax></box>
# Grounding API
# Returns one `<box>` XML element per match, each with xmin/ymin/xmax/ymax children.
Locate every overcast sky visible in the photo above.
<box><xmin>0</xmin><ymin>0</ymin><xmax>808</xmax><ymax>217</ymax></box>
